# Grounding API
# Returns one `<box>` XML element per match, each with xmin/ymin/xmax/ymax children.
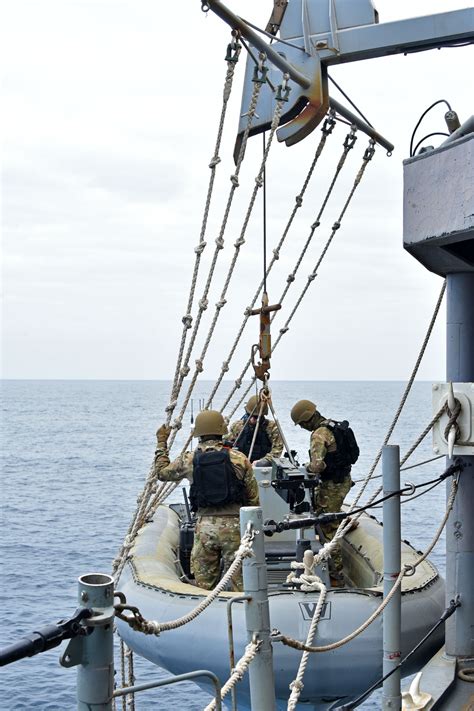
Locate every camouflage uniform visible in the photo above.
<box><xmin>228</xmin><ymin>417</ymin><xmax>283</xmax><ymax>462</ymax></box>
<box><xmin>153</xmin><ymin>439</ymin><xmax>259</xmax><ymax>591</ymax></box>
<box><xmin>306</xmin><ymin>414</ymin><xmax>352</xmax><ymax>577</ymax></box>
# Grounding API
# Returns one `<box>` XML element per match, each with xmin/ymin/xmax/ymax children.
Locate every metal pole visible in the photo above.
<box><xmin>240</xmin><ymin>506</ymin><xmax>276</xmax><ymax>711</ymax></box>
<box><xmin>382</xmin><ymin>445</ymin><xmax>402</xmax><ymax>711</ymax></box>
<box><xmin>446</xmin><ymin>273</ymin><xmax>474</xmax><ymax>658</ymax></box>
<box><xmin>77</xmin><ymin>573</ymin><xmax>115</xmax><ymax>711</ymax></box>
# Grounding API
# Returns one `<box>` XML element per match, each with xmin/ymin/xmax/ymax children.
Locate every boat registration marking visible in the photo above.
<box><xmin>299</xmin><ymin>601</ymin><xmax>331</xmax><ymax>621</ymax></box>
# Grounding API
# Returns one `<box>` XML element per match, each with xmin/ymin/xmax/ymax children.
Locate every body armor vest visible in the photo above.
<box><xmin>238</xmin><ymin>419</ymin><xmax>272</xmax><ymax>462</ymax></box>
<box><xmin>189</xmin><ymin>448</ymin><xmax>247</xmax><ymax>512</ymax></box>
<box><xmin>319</xmin><ymin>420</ymin><xmax>359</xmax><ymax>483</ymax></box>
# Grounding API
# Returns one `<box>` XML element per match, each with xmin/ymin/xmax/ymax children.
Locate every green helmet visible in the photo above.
<box><xmin>290</xmin><ymin>399</ymin><xmax>317</xmax><ymax>425</ymax></box>
<box><xmin>245</xmin><ymin>394</ymin><xmax>268</xmax><ymax>416</ymax></box>
<box><xmin>193</xmin><ymin>410</ymin><xmax>227</xmax><ymax>438</ymax></box>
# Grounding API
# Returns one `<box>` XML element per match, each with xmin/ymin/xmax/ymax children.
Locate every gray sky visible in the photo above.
<box><xmin>2</xmin><ymin>0</ymin><xmax>473</xmax><ymax>382</ymax></box>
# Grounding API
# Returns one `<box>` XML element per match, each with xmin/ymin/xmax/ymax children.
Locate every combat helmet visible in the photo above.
<box><xmin>291</xmin><ymin>399</ymin><xmax>317</xmax><ymax>425</ymax></box>
<box><xmin>245</xmin><ymin>394</ymin><xmax>268</xmax><ymax>416</ymax></box>
<box><xmin>193</xmin><ymin>410</ymin><xmax>227</xmax><ymax>438</ymax></box>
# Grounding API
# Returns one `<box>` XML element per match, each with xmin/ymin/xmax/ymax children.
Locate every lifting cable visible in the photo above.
<box><xmin>225</xmin><ymin>134</ymin><xmax>376</xmax><ymax>420</ymax></box>
<box><xmin>166</xmin><ymin>35</ymin><xmax>242</xmax><ymax>427</ymax></box>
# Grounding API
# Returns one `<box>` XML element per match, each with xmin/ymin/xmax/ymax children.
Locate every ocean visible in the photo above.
<box><xmin>0</xmin><ymin>379</ymin><xmax>448</xmax><ymax>709</ymax></box>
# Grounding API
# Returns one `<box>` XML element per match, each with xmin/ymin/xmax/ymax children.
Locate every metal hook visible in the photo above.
<box><xmin>402</xmin><ymin>482</ymin><xmax>416</xmax><ymax>496</ymax></box>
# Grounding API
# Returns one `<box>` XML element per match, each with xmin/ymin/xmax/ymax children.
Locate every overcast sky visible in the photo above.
<box><xmin>2</xmin><ymin>0</ymin><xmax>473</xmax><ymax>382</ymax></box>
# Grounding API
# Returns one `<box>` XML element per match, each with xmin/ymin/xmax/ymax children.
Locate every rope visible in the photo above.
<box><xmin>206</xmin><ymin>114</ymin><xmax>335</xmax><ymax>415</ymax></box>
<box><xmin>225</xmin><ymin>137</ymin><xmax>377</xmax><ymax>420</ymax></box>
<box><xmin>116</xmin><ymin>528</ymin><xmax>256</xmax><ymax>635</ymax></box>
<box><xmin>166</xmin><ymin>66</ymin><xmax>265</xmax><ymax>445</ymax></box>
<box><xmin>304</xmin><ymin>279</ymin><xmax>447</xmax><ymax>573</ymax></box>
<box><xmin>203</xmin><ymin>640</ymin><xmax>262</xmax><ymax>711</ymax></box>
<box><xmin>275</xmin><ymin>476</ymin><xmax>458</xmax><ymax>655</ymax></box>
<box><xmin>167</xmin><ymin>70</ymin><xmax>286</xmax><ymax>451</ymax></box>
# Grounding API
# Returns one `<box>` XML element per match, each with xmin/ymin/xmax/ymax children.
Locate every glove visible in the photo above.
<box><xmin>254</xmin><ymin>457</ymin><xmax>271</xmax><ymax>467</ymax></box>
<box><xmin>156</xmin><ymin>424</ymin><xmax>171</xmax><ymax>445</ymax></box>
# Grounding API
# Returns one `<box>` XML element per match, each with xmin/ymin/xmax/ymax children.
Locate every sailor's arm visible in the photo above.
<box><xmin>153</xmin><ymin>425</ymin><xmax>193</xmax><ymax>482</ymax></box>
<box><xmin>307</xmin><ymin>426</ymin><xmax>334</xmax><ymax>474</ymax></box>
<box><xmin>267</xmin><ymin>420</ymin><xmax>284</xmax><ymax>458</ymax></box>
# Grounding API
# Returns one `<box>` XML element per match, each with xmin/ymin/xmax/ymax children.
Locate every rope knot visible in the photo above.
<box><xmin>234</xmin><ymin>377</ymin><xmax>242</xmax><ymax>388</ymax></box>
<box><xmin>295</xmin><ymin>195</ymin><xmax>303</xmax><ymax>207</ymax></box>
<box><xmin>182</xmin><ymin>314</ymin><xmax>193</xmax><ymax>328</ymax></box>
<box><xmin>215</xmin><ymin>237</ymin><xmax>224</xmax><ymax>250</ymax></box>
<box><xmin>272</xmin><ymin>248</ymin><xmax>280</xmax><ymax>260</ymax></box>
<box><xmin>180</xmin><ymin>365</ymin><xmax>190</xmax><ymax>377</ymax></box>
<box><xmin>230</xmin><ymin>174</ymin><xmax>239</xmax><ymax>187</ymax></box>
<box><xmin>289</xmin><ymin>680</ymin><xmax>304</xmax><ymax>692</ymax></box>
<box><xmin>244</xmin><ymin>306</ymin><xmax>253</xmax><ymax>316</ymax></box>
<box><xmin>255</xmin><ymin>176</ymin><xmax>264</xmax><ymax>188</ymax></box>
<box><xmin>286</xmin><ymin>274</ymin><xmax>295</xmax><ymax>284</ymax></box>
<box><xmin>209</xmin><ymin>156</ymin><xmax>221</xmax><ymax>169</ymax></box>
<box><xmin>308</xmin><ymin>271</ymin><xmax>317</xmax><ymax>282</ymax></box>
<box><xmin>444</xmin><ymin>398</ymin><xmax>462</xmax><ymax>441</ymax></box>
<box><xmin>199</xmin><ymin>298</ymin><xmax>209</xmax><ymax>311</ymax></box>
<box><xmin>221</xmin><ymin>360</ymin><xmax>230</xmax><ymax>373</ymax></box>
<box><xmin>280</xmin><ymin>326</ymin><xmax>289</xmax><ymax>335</ymax></box>
<box><xmin>194</xmin><ymin>241</ymin><xmax>206</xmax><ymax>255</ymax></box>
<box><xmin>165</xmin><ymin>400</ymin><xmax>177</xmax><ymax>413</ymax></box>
<box><xmin>172</xmin><ymin>418</ymin><xmax>183</xmax><ymax>430</ymax></box>
<box><xmin>195</xmin><ymin>359</ymin><xmax>204</xmax><ymax>373</ymax></box>
<box><xmin>234</xmin><ymin>237</ymin><xmax>245</xmax><ymax>248</ymax></box>
<box><xmin>332</xmin><ymin>221</ymin><xmax>341</xmax><ymax>231</ymax></box>
<box><xmin>311</xmin><ymin>220</ymin><xmax>320</xmax><ymax>230</ymax></box>
<box><xmin>216</xmin><ymin>299</ymin><xmax>227</xmax><ymax>310</ymax></box>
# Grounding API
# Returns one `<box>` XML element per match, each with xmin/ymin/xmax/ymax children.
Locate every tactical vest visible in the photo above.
<box><xmin>320</xmin><ymin>420</ymin><xmax>359</xmax><ymax>483</ymax></box>
<box><xmin>189</xmin><ymin>448</ymin><xmax>247</xmax><ymax>512</ymax></box>
<box><xmin>238</xmin><ymin>419</ymin><xmax>272</xmax><ymax>462</ymax></box>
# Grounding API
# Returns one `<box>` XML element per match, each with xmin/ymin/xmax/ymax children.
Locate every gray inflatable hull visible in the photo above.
<box><xmin>116</xmin><ymin>504</ymin><xmax>445</xmax><ymax>709</ymax></box>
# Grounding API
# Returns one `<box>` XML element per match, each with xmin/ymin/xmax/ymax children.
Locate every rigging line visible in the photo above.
<box><xmin>263</xmin><ymin>131</ymin><xmax>267</xmax><ymax>293</ymax></box>
<box><xmin>349</xmin><ymin>280</ymin><xmax>447</xmax><ymax>510</ymax></box>
<box><xmin>241</xmin><ymin>16</ymin><xmax>305</xmax><ymax>52</ymax></box>
<box><xmin>166</xmin><ymin>37</ymin><xmax>242</xmax><ymax>425</ymax></box>
<box><xmin>166</xmin><ymin>95</ymin><xmax>288</xmax><ymax>463</ymax></box>
<box><xmin>212</xmin><ymin>116</ymin><xmax>335</xmax><ymax>415</ymax></box>
<box><xmin>239</xmin><ymin>36</ymin><xmax>276</xmax><ymax>92</ymax></box>
<box><xmin>166</xmin><ymin>74</ymin><xmax>265</xmax><ymax>444</ymax></box>
<box><xmin>226</xmin><ymin>134</ymin><xmax>373</xmax><ymax>422</ymax></box>
<box><xmin>352</xmin><ymin>454</ymin><xmax>444</xmax><ymax>483</ymax></box>
<box><xmin>327</xmin><ymin>73</ymin><xmax>374</xmax><ymax>128</ymax></box>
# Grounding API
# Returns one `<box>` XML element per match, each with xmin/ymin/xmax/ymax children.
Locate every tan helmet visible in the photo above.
<box><xmin>245</xmin><ymin>394</ymin><xmax>268</xmax><ymax>416</ymax></box>
<box><xmin>193</xmin><ymin>410</ymin><xmax>227</xmax><ymax>438</ymax></box>
<box><xmin>290</xmin><ymin>399</ymin><xmax>317</xmax><ymax>425</ymax></box>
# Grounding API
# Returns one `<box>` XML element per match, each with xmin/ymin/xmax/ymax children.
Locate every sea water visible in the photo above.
<box><xmin>1</xmin><ymin>380</ymin><xmax>448</xmax><ymax>709</ymax></box>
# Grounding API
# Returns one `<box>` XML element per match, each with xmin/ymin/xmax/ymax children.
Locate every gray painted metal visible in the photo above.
<box><xmin>77</xmin><ymin>573</ymin><xmax>115</xmax><ymax>711</ymax></box>
<box><xmin>209</xmin><ymin>0</ymin><xmax>474</xmax><ymax>151</ymax></box>
<box><xmin>382</xmin><ymin>445</ymin><xmax>401</xmax><ymax>711</ymax></box>
<box><xmin>240</xmin><ymin>506</ymin><xmax>276</xmax><ymax>711</ymax></box>
<box><xmin>113</xmin><ymin>670</ymin><xmax>222</xmax><ymax>709</ymax></box>
<box><xmin>403</xmin><ymin>116</ymin><xmax>474</xmax><ymax>705</ymax></box>
<box><xmin>403</xmin><ymin>134</ymin><xmax>474</xmax><ymax>276</ymax></box>
<box><xmin>446</xmin><ymin>273</ymin><xmax>474</xmax><ymax>660</ymax></box>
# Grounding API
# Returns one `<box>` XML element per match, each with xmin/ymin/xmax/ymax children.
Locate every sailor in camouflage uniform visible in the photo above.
<box><xmin>229</xmin><ymin>395</ymin><xmax>283</xmax><ymax>465</ymax></box>
<box><xmin>154</xmin><ymin>410</ymin><xmax>259</xmax><ymax>592</ymax></box>
<box><xmin>291</xmin><ymin>399</ymin><xmax>354</xmax><ymax>587</ymax></box>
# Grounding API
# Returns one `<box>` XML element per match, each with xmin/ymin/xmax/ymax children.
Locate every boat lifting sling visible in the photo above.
<box><xmin>249</xmin><ymin>291</ymin><xmax>281</xmax><ymax>382</ymax></box>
